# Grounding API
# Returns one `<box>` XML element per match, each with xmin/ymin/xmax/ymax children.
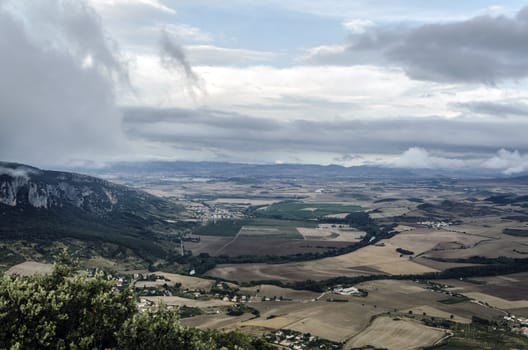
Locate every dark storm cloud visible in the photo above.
<box><xmin>160</xmin><ymin>30</ymin><xmax>205</xmax><ymax>96</ymax></box>
<box><xmin>0</xmin><ymin>0</ymin><xmax>126</xmax><ymax>166</ymax></box>
<box><xmin>333</xmin><ymin>154</ymin><xmax>364</xmax><ymax>163</ymax></box>
<box><xmin>303</xmin><ymin>7</ymin><xmax>528</xmax><ymax>83</ymax></box>
<box><xmin>454</xmin><ymin>101</ymin><xmax>528</xmax><ymax>117</ymax></box>
<box><xmin>123</xmin><ymin>107</ymin><xmax>279</xmax><ymax>131</ymax></box>
<box><xmin>123</xmin><ymin>107</ymin><xmax>528</xmax><ymax>155</ymax></box>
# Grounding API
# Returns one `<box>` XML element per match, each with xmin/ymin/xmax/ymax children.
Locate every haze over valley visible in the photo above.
<box><xmin>3</xmin><ymin>1</ymin><xmax>528</xmax><ymax>349</ymax></box>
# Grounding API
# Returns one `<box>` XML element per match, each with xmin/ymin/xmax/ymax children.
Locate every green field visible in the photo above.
<box><xmin>194</xmin><ymin>220</ymin><xmax>243</xmax><ymax>236</ymax></box>
<box><xmin>256</xmin><ymin>202</ymin><xmax>362</xmax><ymax>220</ymax></box>
<box><xmin>238</xmin><ymin>218</ymin><xmax>311</xmax><ymax>239</ymax></box>
<box><xmin>194</xmin><ymin>202</ymin><xmax>361</xmax><ymax>238</ymax></box>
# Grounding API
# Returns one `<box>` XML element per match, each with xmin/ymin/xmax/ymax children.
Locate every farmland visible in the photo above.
<box><xmin>129</xmin><ymin>270</ymin><xmax>527</xmax><ymax>349</ymax></box>
<box><xmin>5</xmin><ymin>166</ymin><xmax>528</xmax><ymax>349</ymax></box>
<box><xmin>344</xmin><ymin>316</ymin><xmax>447</xmax><ymax>350</ymax></box>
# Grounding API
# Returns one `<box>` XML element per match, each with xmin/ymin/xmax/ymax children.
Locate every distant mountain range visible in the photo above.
<box><xmin>0</xmin><ymin>162</ymin><xmax>183</xmax><ymax>260</ymax></box>
<box><xmin>74</xmin><ymin>160</ymin><xmax>517</xmax><ymax>181</ymax></box>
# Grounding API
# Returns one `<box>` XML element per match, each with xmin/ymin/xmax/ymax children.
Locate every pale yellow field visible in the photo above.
<box><xmin>208</xmin><ymin>198</ymin><xmax>282</xmax><ymax>206</ymax></box>
<box><xmin>239</xmin><ymin>284</ymin><xmax>320</xmax><ymax>301</ymax></box>
<box><xmin>208</xmin><ymin>240</ymin><xmax>437</xmax><ymax>282</ymax></box>
<box><xmin>149</xmin><ymin>271</ymin><xmax>215</xmax><ymax>290</ymax></box>
<box><xmin>387</xmin><ymin>229</ymin><xmax>486</xmax><ymax>255</ymax></box>
<box><xmin>297</xmin><ymin>241</ymin><xmax>438</xmax><ymax>275</ymax></box>
<box><xmin>344</xmin><ymin>316</ymin><xmax>447</xmax><ymax>350</ymax></box>
<box><xmin>464</xmin><ymin>292</ymin><xmax>528</xmax><ymax>310</ymax></box>
<box><xmin>369</xmin><ymin>206</ymin><xmax>412</xmax><ymax>219</ymax></box>
<box><xmin>182</xmin><ymin>313</ymin><xmax>255</xmax><ymax>331</ymax></box>
<box><xmin>245</xmin><ymin>301</ymin><xmax>380</xmax><ymax>342</ymax></box>
<box><xmin>297</xmin><ymin>225</ymin><xmax>364</xmax><ymax>242</ymax></box>
<box><xmin>239</xmin><ymin>226</ymin><xmax>284</xmax><ymax>236</ymax></box>
<box><xmin>145</xmin><ymin>296</ymin><xmax>232</xmax><ymax>308</ymax></box>
<box><xmin>7</xmin><ymin>261</ymin><xmax>53</xmax><ymax>276</ymax></box>
<box><xmin>323</xmin><ymin>213</ymin><xmax>350</xmax><ymax>219</ymax></box>
<box><xmin>402</xmin><ymin>305</ymin><xmax>471</xmax><ymax>324</ymax></box>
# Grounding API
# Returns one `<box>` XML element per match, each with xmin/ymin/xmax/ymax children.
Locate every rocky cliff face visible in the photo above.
<box><xmin>0</xmin><ymin>162</ymin><xmax>183</xmax><ymax>260</ymax></box>
<box><xmin>0</xmin><ymin>163</ymin><xmax>129</xmax><ymax>215</ymax></box>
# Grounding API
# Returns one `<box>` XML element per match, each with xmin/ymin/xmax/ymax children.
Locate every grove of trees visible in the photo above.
<box><xmin>0</xmin><ymin>250</ymin><xmax>272</xmax><ymax>350</ymax></box>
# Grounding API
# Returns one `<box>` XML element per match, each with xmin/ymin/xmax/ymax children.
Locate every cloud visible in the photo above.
<box><xmin>393</xmin><ymin>147</ymin><xmax>466</xmax><ymax>169</ymax></box>
<box><xmin>90</xmin><ymin>0</ymin><xmax>176</xmax><ymax>14</ymax></box>
<box><xmin>333</xmin><ymin>154</ymin><xmax>363</xmax><ymax>164</ymax></box>
<box><xmin>302</xmin><ymin>7</ymin><xmax>528</xmax><ymax>83</ymax></box>
<box><xmin>0</xmin><ymin>0</ymin><xmax>127</xmax><ymax>166</ymax></box>
<box><xmin>122</xmin><ymin>107</ymin><xmax>528</xmax><ymax>161</ymax></box>
<box><xmin>482</xmin><ymin>149</ymin><xmax>528</xmax><ymax>175</ymax></box>
<box><xmin>454</xmin><ymin>101</ymin><xmax>528</xmax><ymax>117</ymax></box>
<box><xmin>186</xmin><ymin>45</ymin><xmax>276</xmax><ymax>66</ymax></box>
<box><xmin>342</xmin><ymin>19</ymin><xmax>374</xmax><ymax>33</ymax></box>
<box><xmin>392</xmin><ymin>147</ymin><xmax>528</xmax><ymax>174</ymax></box>
<box><xmin>0</xmin><ymin>165</ymin><xmax>38</xmax><ymax>179</ymax></box>
<box><xmin>160</xmin><ymin>30</ymin><xmax>205</xmax><ymax>98</ymax></box>
<box><xmin>157</xmin><ymin>24</ymin><xmax>212</xmax><ymax>43</ymax></box>
<box><xmin>297</xmin><ymin>44</ymin><xmax>350</xmax><ymax>65</ymax></box>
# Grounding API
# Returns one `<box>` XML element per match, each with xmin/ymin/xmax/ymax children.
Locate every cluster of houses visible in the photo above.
<box><xmin>332</xmin><ymin>286</ymin><xmax>361</xmax><ymax>296</ymax></box>
<box><xmin>265</xmin><ymin>330</ymin><xmax>340</xmax><ymax>349</ymax></box>
<box><xmin>181</xmin><ymin>200</ymin><xmax>243</xmax><ymax>223</ymax></box>
<box><xmin>503</xmin><ymin>315</ymin><xmax>528</xmax><ymax>336</ymax></box>
<box><xmin>417</xmin><ymin>220</ymin><xmax>451</xmax><ymax>229</ymax></box>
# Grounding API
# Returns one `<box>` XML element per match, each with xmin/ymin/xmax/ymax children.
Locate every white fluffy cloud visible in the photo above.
<box><xmin>342</xmin><ymin>19</ymin><xmax>374</xmax><ymax>33</ymax></box>
<box><xmin>90</xmin><ymin>0</ymin><xmax>176</xmax><ymax>14</ymax></box>
<box><xmin>392</xmin><ymin>148</ymin><xmax>528</xmax><ymax>175</ymax></box>
<box><xmin>393</xmin><ymin>148</ymin><xmax>466</xmax><ymax>169</ymax></box>
<box><xmin>483</xmin><ymin>149</ymin><xmax>528</xmax><ymax>175</ymax></box>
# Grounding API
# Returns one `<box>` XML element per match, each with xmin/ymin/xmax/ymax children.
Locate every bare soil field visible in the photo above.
<box><xmin>413</xmin><ymin>257</ymin><xmax>483</xmax><ymax>271</ymax></box>
<box><xmin>206</xmin><ymin>262</ymin><xmax>367</xmax><ymax>282</ymax></box>
<box><xmin>441</xmin><ymin>273</ymin><xmax>528</xmax><ymax>301</ymax></box>
<box><xmin>7</xmin><ymin>261</ymin><xmax>53</xmax><ymax>276</ymax></box>
<box><xmin>185</xmin><ymin>236</ymin><xmax>232</xmax><ymax>255</ymax></box>
<box><xmin>211</xmin><ymin>237</ymin><xmax>350</xmax><ymax>257</ymax></box>
<box><xmin>424</xmin><ymin>235</ymin><xmax>528</xmax><ymax>260</ymax></box>
<box><xmin>344</xmin><ymin>316</ymin><xmax>447</xmax><ymax>350</ymax></box>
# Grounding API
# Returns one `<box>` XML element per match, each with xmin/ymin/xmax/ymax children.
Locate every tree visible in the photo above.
<box><xmin>116</xmin><ymin>305</ymin><xmax>214</xmax><ymax>349</ymax></box>
<box><xmin>0</xmin><ymin>249</ymin><xmax>135</xmax><ymax>349</ymax></box>
<box><xmin>0</xmin><ymin>250</ymin><xmax>273</xmax><ymax>350</ymax></box>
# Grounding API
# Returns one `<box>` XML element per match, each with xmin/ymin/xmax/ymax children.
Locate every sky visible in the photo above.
<box><xmin>2</xmin><ymin>0</ymin><xmax>528</xmax><ymax>174</ymax></box>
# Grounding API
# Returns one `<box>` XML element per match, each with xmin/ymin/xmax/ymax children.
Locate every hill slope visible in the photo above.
<box><xmin>0</xmin><ymin>162</ymin><xmax>183</xmax><ymax>260</ymax></box>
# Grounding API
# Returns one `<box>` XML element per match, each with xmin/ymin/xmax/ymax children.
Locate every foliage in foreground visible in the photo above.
<box><xmin>0</xmin><ymin>250</ymin><xmax>273</xmax><ymax>350</ymax></box>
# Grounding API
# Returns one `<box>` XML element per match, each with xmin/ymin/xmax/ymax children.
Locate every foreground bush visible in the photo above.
<box><xmin>0</xmin><ymin>251</ymin><xmax>272</xmax><ymax>350</ymax></box>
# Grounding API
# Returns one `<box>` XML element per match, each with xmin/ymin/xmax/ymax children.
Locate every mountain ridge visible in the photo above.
<box><xmin>0</xmin><ymin>161</ymin><xmax>183</xmax><ymax>261</ymax></box>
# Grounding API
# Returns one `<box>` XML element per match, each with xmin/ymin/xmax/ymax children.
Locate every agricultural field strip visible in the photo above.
<box><xmin>214</xmin><ymin>230</ymin><xmax>243</xmax><ymax>256</ymax></box>
<box><xmin>463</xmin><ymin>292</ymin><xmax>528</xmax><ymax>309</ymax></box>
<box><xmin>343</xmin><ymin>316</ymin><xmax>448</xmax><ymax>350</ymax></box>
